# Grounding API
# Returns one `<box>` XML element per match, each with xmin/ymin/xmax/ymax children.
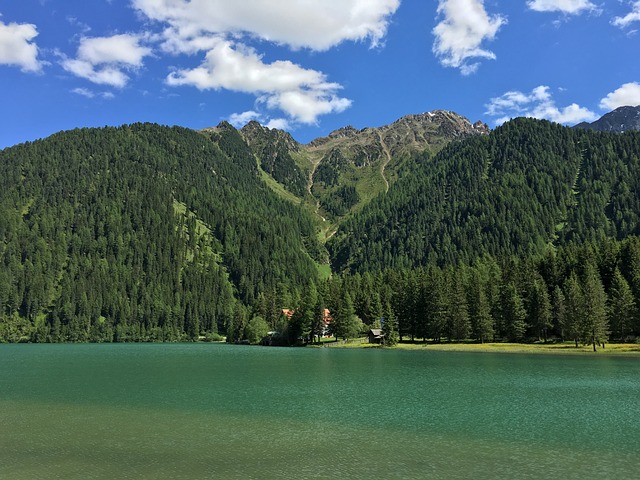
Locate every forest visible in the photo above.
<box><xmin>329</xmin><ymin>119</ymin><xmax>640</xmax><ymax>272</ymax></box>
<box><xmin>0</xmin><ymin>123</ymin><xmax>320</xmax><ymax>342</ymax></box>
<box><xmin>1</xmin><ymin>118</ymin><xmax>640</xmax><ymax>347</ymax></box>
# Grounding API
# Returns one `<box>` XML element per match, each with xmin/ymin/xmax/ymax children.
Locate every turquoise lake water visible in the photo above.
<box><xmin>1</xmin><ymin>343</ymin><xmax>638</xmax><ymax>479</ymax></box>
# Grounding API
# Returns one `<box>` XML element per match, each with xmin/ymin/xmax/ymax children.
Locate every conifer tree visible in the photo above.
<box><xmin>498</xmin><ymin>282</ymin><xmax>527</xmax><ymax>342</ymax></box>
<box><xmin>467</xmin><ymin>271</ymin><xmax>494</xmax><ymax>343</ymax></box>
<box><xmin>448</xmin><ymin>274</ymin><xmax>470</xmax><ymax>341</ymax></box>
<box><xmin>551</xmin><ymin>286</ymin><xmax>566</xmax><ymax>341</ymax></box>
<box><xmin>330</xmin><ymin>290</ymin><xmax>359</xmax><ymax>340</ymax></box>
<box><xmin>581</xmin><ymin>264</ymin><xmax>609</xmax><ymax>351</ymax></box>
<box><xmin>529</xmin><ymin>278</ymin><xmax>552</xmax><ymax>342</ymax></box>
<box><xmin>608</xmin><ymin>268</ymin><xmax>635</xmax><ymax>341</ymax></box>
<box><xmin>381</xmin><ymin>301</ymin><xmax>399</xmax><ymax>346</ymax></box>
<box><xmin>563</xmin><ymin>272</ymin><xmax>584</xmax><ymax>347</ymax></box>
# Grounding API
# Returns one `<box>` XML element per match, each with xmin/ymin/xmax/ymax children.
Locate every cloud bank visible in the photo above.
<box><xmin>166</xmin><ymin>38</ymin><xmax>351</xmax><ymax>124</ymax></box>
<box><xmin>486</xmin><ymin>86</ymin><xmax>598</xmax><ymax>125</ymax></box>
<box><xmin>132</xmin><ymin>0</ymin><xmax>399</xmax><ymax>52</ymax></box>
<box><xmin>133</xmin><ymin>0</ymin><xmax>399</xmax><ymax>126</ymax></box>
<box><xmin>432</xmin><ymin>0</ymin><xmax>506</xmax><ymax>75</ymax></box>
<box><xmin>599</xmin><ymin>82</ymin><xmax>640</xmax><ymax>110</ymax></box>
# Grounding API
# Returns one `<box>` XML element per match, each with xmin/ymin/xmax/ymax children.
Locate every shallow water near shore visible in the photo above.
<box><xmin>1</xmin><ymin>343</ymin><xmax>638</xmax><ymax>479</ymax></box>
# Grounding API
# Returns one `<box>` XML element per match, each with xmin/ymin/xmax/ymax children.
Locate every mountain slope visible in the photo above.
<box><xmin>329</xmin><ymin>118</ymin><xmax>640</xmax><ymax>273</ymax></box>
<box><xmin>0</xmin><ymin>123</ymin><xmax>321</xmax><ymax>342</ymax></box>
<box><xmin>237</xmin><ymin>110</ymin><xmax>488</xmax><ymax>222</ymax></box>
<box><xmin>575</xmin><ymin>105</ymin><xmax>640</xmax><ymax>132</ymax></box>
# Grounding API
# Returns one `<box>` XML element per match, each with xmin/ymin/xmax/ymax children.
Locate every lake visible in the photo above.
<box><xmin>1</xmin><ymin>343</ymin><xmax>638</xmax><ymax>479</ymax></box>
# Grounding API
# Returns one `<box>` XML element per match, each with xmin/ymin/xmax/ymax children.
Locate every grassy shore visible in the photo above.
<box><xmin>321</xmin><ymin>338</ymin><xmax>640</xmax><ymax>354</ymax></box>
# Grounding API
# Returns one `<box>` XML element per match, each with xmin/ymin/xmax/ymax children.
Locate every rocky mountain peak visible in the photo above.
<box><xmin>574</xmin><ymin>105</ymin><xmax>640</xmax><ymax>133</ymax></box>
<box><xmin>240</xmin><ymin>120</ymin><xmax>300</xmax><ymax>152</ymax></box>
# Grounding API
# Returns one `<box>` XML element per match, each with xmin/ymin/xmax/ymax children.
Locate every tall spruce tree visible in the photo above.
<box><xmin>581</xmin><ymin>264</ymin><xmax>609</xmax><ymax>351</ymax></box>
<box><xmin>529</xmin><ymin>278</ymin><xmax>552</xmax><ymax>342</ymax></box>
<box><xmin>608</xmin><ymin>268</ymin><xmax>635</xmax><ymax>341</ymax></box>
<box><xmin>381</xmin><ymin>301</ymin><xmax>399</xmax><ymax>346</ymax></box>
<box><xmin>498</xmin><ymin>282</ymin><xmax>527</xmax><ymax>342</ymax></box>
<box><xmin>467</xmin><ymin>271</ymin><xmax>494</xmax><ymax>343</ymax></box>
<box><xmin>563</xmin><ymin>272</ymin><xmax>584</xmax><ymax>348</ymax></box>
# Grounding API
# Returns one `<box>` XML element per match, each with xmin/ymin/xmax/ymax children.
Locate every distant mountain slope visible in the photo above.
<box><xmin>236</xmin><ymin>110</ymin><xmax>488</xmax><ymax>222</ymax></box>
<box><xmin>575</xmin><ymin>105</ymin><xmax>640</xmax><ymax>132</ymax></box>
<box><xmin>329</xmin><ymin>118</ymin><xmax>640</xmax><ymax>273</ymax></box>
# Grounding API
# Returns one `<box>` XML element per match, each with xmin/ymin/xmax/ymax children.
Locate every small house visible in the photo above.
<box><xmin>368</xmin><ymin>328</ymin><xmax>384</xmax><ymax>344</ymax></box>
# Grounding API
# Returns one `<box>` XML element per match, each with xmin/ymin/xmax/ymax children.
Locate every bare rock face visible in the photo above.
<box><xmin>308</xmin><ymin>110</ymin><xmax>489</xmax><ymax>161</ymax></box>
<box><xmin>574</xmin><ymin>105</ymin><xmax>640</xmax><ymax>133</ymax></box>
<box><xmin>202</xmin><ymin>110</ymin><xmax>491</xmax><ymax>217</ymax></box>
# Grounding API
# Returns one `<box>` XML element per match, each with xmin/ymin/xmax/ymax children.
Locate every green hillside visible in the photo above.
<box><xmin>0</xmin><ymin>123</ymin><xmax>321</xmax><ymax>342</ymax></box>
<box><xmin>328</xmin><ymin>118</ymin><xmax>640</xmax><ymax>273</ymax></box>
<box><xmin>3</xmin><ymin>116</ymin><xmax>640</xmax><ymax>345</ymax></box>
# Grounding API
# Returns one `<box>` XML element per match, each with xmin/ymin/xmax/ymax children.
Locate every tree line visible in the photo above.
<box><xmin>223</xmin><ymin>237</ymin><xmax>639</xmax><ymax>350</ymax></box>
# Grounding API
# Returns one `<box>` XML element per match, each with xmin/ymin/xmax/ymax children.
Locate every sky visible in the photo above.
<box><xmin>1</xmin><ymin>0</ymin><xmax>640</xmax><ymax>149</ymax></box>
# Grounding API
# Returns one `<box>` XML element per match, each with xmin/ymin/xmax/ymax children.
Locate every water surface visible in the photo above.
<box><xmin>1</xmin><ymin>344</ymin><xmax>638</xmax><ymax>479</ymax></box>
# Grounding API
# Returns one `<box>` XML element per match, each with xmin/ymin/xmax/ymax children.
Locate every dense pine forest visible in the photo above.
<box><xmin>1</xmin><ymin>116</ymin><xmax>640</xmax><ymax>346</ymax></box>
<box><xmin>0</xmin><ymin>123</ymin><xmax>320</xmax><ymax>342</ymax></box>
<box><xmin>329</xmin><ymin>119</ymin><xmax>640</xmax><ymax>271</ymax></box>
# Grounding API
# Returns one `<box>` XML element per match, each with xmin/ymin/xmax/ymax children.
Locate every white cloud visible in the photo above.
<box><xmin>228</xmin><ymin>110</ymin><xmax>261</xmax><ymax>127</ymax></box>
<box><xmin>72</xmin><ymin>87</ymin><xmax>116</xmax><ymax>99</ymax></box>
<box><xmin>228</xmin><ymin>111</ymin><xmax>290</xmax><ymax>131</ymax></box>
<box><xmin>527</xmin><ymin>0</ymin><xmax>597</xmax><ymax>14</ymax></box>
<box><xmin>61</xmin><ymin>34</ymin><xmax>152</xmax><ymax>87</ymax></box>
<box><xmin>486</xmin><ymin>86</ymin><xmax>598</xmax><ymax>125</ymax></box>
<box><xmin>599</xmin><ymin>82</ymin><xmax>640</xmax><ymax>110</ymax></box>
<box><xmin>132</xmin><ymin>1</ymin><xmax>398</xmax><ymax>124</ymax></box>
<box><xmin>432</xmin><ymin>0</ymin><xmax>506</xmax><ymax>75</ymax></box>
<box><xmin>612</xmin><ymin>1</ymin><xmax>640</xmax><ymax>28</ymax></box>
<box><xmin>72</xmin><ymin>87</ymin><xmax>95</xmax><ymax>98</ymax></box>
<box><xmin>132</xmin><ymin>0</ymin><xmax>399</xmax><ymax>52</ymax></box>
<box><xmin>265</xmin><ymin>118</ymin><xmax>291</xmax><ymax>130</ymax></box>
<box><xmin>168</xmin><ymin>39</ymin><xmax>351</xmax><ymax>124</ymax></box>
<box><xmin>0</xmin><ymin>20</ymin><xmax>42</xmax><ymax>72</ymax></box>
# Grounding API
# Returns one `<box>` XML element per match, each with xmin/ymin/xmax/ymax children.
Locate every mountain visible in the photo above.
<box><xmin>575</xmin><ymin>105</ymin><xmax>640</xmax><ymax>132</ymax></box>
<box><xmin>4</xmin><ymin>113</ymin><xmax>640</xmax><ymax>343</ymax></box>
<box><xmin>329</xmin><ymin>118</ymin><xmax>640</xmax><ymax>272</ymax></box>
<box><xmin>0</xmin><ymin>123</ymin><xmax>322</xmax><ymax>342</ymax></box>
<box><xmin>236</xmin><ymin>110</ymin><xmax>488</xmax><ymax>225</ymax></box>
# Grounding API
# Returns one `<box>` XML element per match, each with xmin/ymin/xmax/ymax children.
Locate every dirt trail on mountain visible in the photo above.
<box><xmin>306</xmin><ymin>155</ymin><xmax>327</xmax><ymax>223</ymax></box>
<box><xmin>377</xmin><ymin>131</ymin><xmax>391</xmax><ymax>193</ymax></box>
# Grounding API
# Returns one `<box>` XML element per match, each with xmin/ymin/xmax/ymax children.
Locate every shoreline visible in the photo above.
<box><xmin>322</xmin><ymin>340</ymin><xmax>640</xmax><ymax>355</ymax></box>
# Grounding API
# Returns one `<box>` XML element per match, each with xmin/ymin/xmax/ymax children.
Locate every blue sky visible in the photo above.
<box><xmin>1</xmin><ymin>0</ymin><xmax>639</xmax><ymax>148</ymax></box>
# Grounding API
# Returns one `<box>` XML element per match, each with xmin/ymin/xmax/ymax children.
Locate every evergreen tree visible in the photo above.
<box><xmin>581</xmin><ymin>264</ymin><xmax>609</xmax><ymax>351</ymax></box>
<box><xmin>551</xmin><ymin>286</ymin><xmax>566</xmax><ymax>341</ymax></box>
<box><xmin>467</xmin><ymin>271</ymin><xmax>494</xmax><ymax>343</ymax></box>
<box><xmin>563</xmin><ymin>272</ymin><xmax>584</xmax><ymax>347</ymax></box>
<box><xmin>311</xmin><ymin>295</ymin><xmax>327</xmax><ymax>344</ymax></box>
<box><xmin>381</xmin><ymin>301</ymin><xmax>399</xmax><ymax>346</ymax></box>
<box><xmin>330</xmin><ymin>291</ymin><xmax>360</xmax><ymax>340</ymax></box>
<box><xmin>608</xmin><ymin>268</ymin><xmax>635</xmax><ymax>341</ymax></box>
<box><xmin>528</xmin><ymin>278</ymin><xmax>552</xmax><ymax>342</ymax></box>
<box><xmin>498</xmin><ymin>282</ymin><xmax>527</xmax><ymax>342</ymax></box>
<box><xmin>448</xmin><ymin>273</ymin><xmax>470</xmax><ymax>341</ymax></box>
